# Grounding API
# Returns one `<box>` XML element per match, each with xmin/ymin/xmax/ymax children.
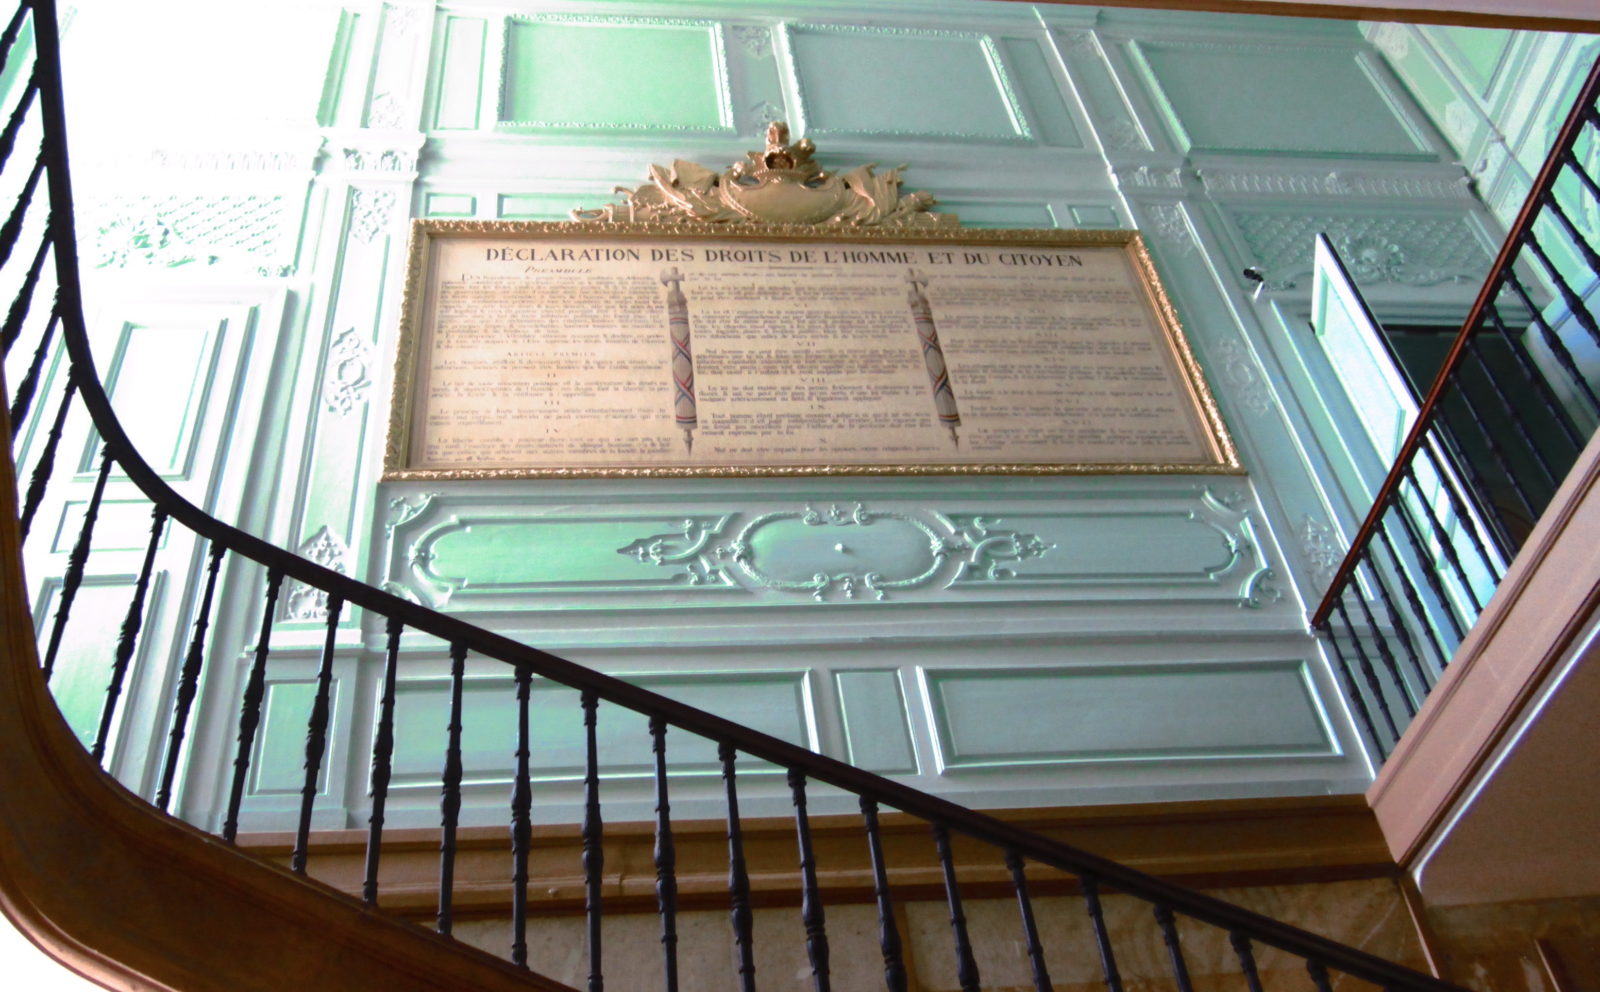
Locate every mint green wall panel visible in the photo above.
<box><xmin>433</xmin><ymin>16</ymin><xmax>486</xmax><ymax>130</ymax></box>
<box><xmin>1427</xmin><ymin>27</ymin><xmax>1513</xmax><ymax>96</ymax></box>
<box><xmin>388</xmin><ymin>670</ymin><xmax>811</xmax><ymax>789</ymax></box>
<box><xmin>424</xmin><ymin>193</ymin><xmax>476</xmax><ymax>217</ymax></box>
<box><xmin>497</xmin><ymin>193</ymin><xmax>585</xmax><ymax>220</ymax></box>
<box><xmin>998</xmin><ymin>37</ymin><xmax>1080</xmax><ymax>148</ymax></box>
<box><xmin>835</xmin><ymin>670</ymin><xmax>916</xmax><ymax>774</ymax></box>
<box><xmin>499</xmin><ymin>18</ymin><xmax>729</xmax><ymax>132</ymax></box>
<box><xmin>1130</xmin><ymin>42</ymin><xmax>1430</xmax><ymax>158</ymax></box>
<box><xmin>251</xmin><ymin>681</ymin><xmax>323</xmax><ymax>795</ymax></box>
<box><xmin>93</xmin><ymin>320</ymin><xmax>222</xmax><ymax>479</ymax></box>
<box><xmin>926</xmin><ymin>662</ymin><xmax>1333</xmax><ymax>769</ymax></box>
<box><xmin>786</xmin><ymin>26</ymin><xmax>1026</xmax><ymax>141</ymax></box>
<box><xmin>32</xmin><ymin>578</ymin><xmax>138</xmax><ymax>746</ymax></box>
<box><xmin>1070</xmin><ymin>205</ymin><xmax>1121</xmax><ymax>228</ymax></box>
<box><xmin>936</xmin><ymin>200</ymin><xmax>1056</xmax><ymax>229</ymax></box>
<box><xmin>51</xmin><ymin>499</ymin><xmax>168</xmax><ymax>554</ymax></box>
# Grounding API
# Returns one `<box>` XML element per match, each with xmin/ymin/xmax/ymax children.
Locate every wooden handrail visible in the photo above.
<box><xmin>1310</xmin><ymin>53</ymin><xmax>1600</xmax><ymax>628</ymax></box>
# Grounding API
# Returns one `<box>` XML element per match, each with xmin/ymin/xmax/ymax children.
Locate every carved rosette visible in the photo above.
<box><xmin>573</xmin><ymin>122</ymin><xmax>957</xmax><ymax>228</ymax></box>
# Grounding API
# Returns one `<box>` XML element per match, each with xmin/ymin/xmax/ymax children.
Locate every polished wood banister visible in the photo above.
<box><xmin>1310</xmin><ymin>52</ymin><xmax>1600</xmax><ymax>627</ymax></box>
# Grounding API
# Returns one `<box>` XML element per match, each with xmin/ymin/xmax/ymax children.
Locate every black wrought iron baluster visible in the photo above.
<box><xmin>1346</xmin><ymin>568</ymin><xmax>1417</xmax><ymax>719</ymax></box>
<box><xmin>860</xmin><ymin>798</ymin><xmax>908</xmax><ymax>992</ymax></box>
<box><xmin>1</xmin><ymin>233</ymin><xmax>50</xmax><ymax>354</ymax></box>
<box><xmin>1229</xmin><ymin>932</ymin><xmax>1265</xmax><ymax>992</ymax></box>
<box><xmin>1081</xmin><ymin>875</ymin><xmax>1124</xmax><ymax>992</ymax></box>
<box><xmin>1373</xmin><ymin>523</ymin><xmax>1449</xmax><ymax>674</ymax></box>
<box><xmin>1522</xmin><ymin>227</ymin><xmax>1600</xmax><ymax>348</ymax></box>
<box><xmin>90</xmin><ymin>504</ymin><xmax>166</xmax><ymax>762</ymax></box>
<box><xmin>0</xmin><ymin>71</ymin><xmax>36</xmax><ymax>173</ymax></box>
<box><xmin>581</xmin><ymin>690</ymin><xmax>604</xmax><ymax>992</ymax></box>
<box><xmin>788</xmin><ymin>769</ymin><xmax>831</xmax><ymax>992</ymax></box>
<box><xmin>1318</xmin><ymin>615</ymin><xmax>1385</xmax><ymax>756</ymax></box>
<box><xmin>1502</xmin><ymin>267</ymin><xmax>1600</xmax><ymax>416</ymax></box>
<box><xmin>0</xmin><ymin>157</ymin><xmax>44</xmax><ymax>267</ymax></box>
<box><xmin>291</xmin><ymin>593</ymin><xmax>343</xmax><ymax>874</ymax></box>
<box><xmin>1153</xmin><ymin>905</ymin><xmax>1195</xmax><ymax>992</ymax></box>
<box><xmin>931</xmin><ymin>823</ymin><xmax>980</xmax><ymax>992</ymax></box>
<box><xmin>1359</xmin><ymin>545</ymin><xmax>1430</xmax><ymax>708</ymax></box>
<box><xmin>1389</xmin><ymin>489</ymin><xmax>1469</xmax><ymax>645</ymax></box>
<box><xmin>1004</xmin><ymin>850</ymin><xmax>1053</xmax><ymax>992</ymax></box>
<box><xmin>1419</xmin><ymin>417</ymin><xmax>1517</xmax><ymax>570</ymax></box>
<box><xmin>650</xmin><ymin>716</ymin><xmax>679</xmax><ymax>992</ymax></box>
<box><xmin>0</xmin><ymin>5</ymin><xmax>27</xmax><ymax>73</ymax></box>
<box><xmin>156</xmin><ymin>539</ymin><xmax>224</xmax><ymax>812</ymax></box>
<box><xmin>222</xmin><ymin>567</ymin><xmax>284</xmax><ymax>843</ymax></box>
<box><xmin>18</xmin><ymin>372</ymin><xmax>73</xmax><ymax>539</ymax></box>
<box><xmin>40</xmin><ymin>445</ymin><xmax>111</xmax><ymax>681</ymax></box>
<box><xmin>1308</xmin><ymin>960</ymin><xmax>1335</xmax><ymax>992</ymax></box>
<box><xmin>362</xmin><ymin>616</ymin><xmax>403</xmax><ymax>906</ymax></box>
<box><xmin>437</xmin><ymin>641</ymin><xmax>466</xmax><ymax>936</ymax></box>
<box><xmin>1560</xmin><ymin>147</ymin><xmax>1600</xmax><ymax>214</ymax></box>
<box><xmin>509</xmin><ymin>664</ymin><xmax>532</xmax><ymax>967</ymax></box>
<box><xmin>1333</xmin><ymin>597</ymin><xmax>1402</xmax><ymax>745</ymax></box>
<box><xmin>1436</xmin><ymin>387</ymin><xmax>1539</xmax><ymax>535</ymax></box>
<box><xmin>1401</xmin><ymin>462</ymin><xmax>1484</xmax><ymax>614</ymax></box>
<box><xmin>1484</xmin><ymin>298</ymin><xmax>1584</xmax><ymax>450</ymax></box>
<box><xmin>1461</xmin><ymin>334</ymin><xmax>1560</xmax><ymax>488</ymax></box>
<box><xmin>9</xmin><ymin>302</ymin><xmax>57</xmax><ymax>434</ymax></box>
<box><xmin>720</xmin><ymin>743</ymin><xmax>757</xmax><ymax>992</ymax></box>
<box><xmin>1541</xmin><ymin>193</ymin><xmax>1600</xmax><ymax>292</ymax></box>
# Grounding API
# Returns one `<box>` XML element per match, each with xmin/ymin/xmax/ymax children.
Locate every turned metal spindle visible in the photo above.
<box><xmin>362</xmin><ymin>616</ymin><xmax>403</xmax><ymax>906</ymax></box>
<box><xmin>788</xmin><ymin>769</ymin><xmax>832</xmax><ymax>992</ymax></box>
<box><xmin>0</xmin><ymin>72</ymin><xmax>36</xmax><ymax>173</ymax></box>
<box><xmin>90</xmin><ymin>505</ymin><xmax>167</xmax><ymax>762</ymax></box>
<box><xmin>0</xmin><ymin>5</ymin><xmax>27</xmax><ymax>73</ymax></box>
<box><xmin>1229</xmin><ymin>932</ymin><xmax>1266</xmax><ymax>992</ymax></box>
<box><xmin>222</xmin><ymin>568</ymin><xmax>285</xmax><ymax>843</ymax></box>
<box><xmin>1502</xmin><ymin>267</ymin><xmax>1600</xmax><ymax>415</ymax></box>
<box><xmin>1005</xmin><ymin>850</ymin><xmax>1053</xmax><ymax>992</ymax></box>
<box><xmin>1308</xmin><ymin>960</ymin><xmax>1335</xmax><ymax>992</ymax></box>
<box><xmin>1</xmin><ymin>232</ymin><xmax>50</xmax><ymax>354</ymax></box>
<box><xmin>1389</xmin><ymin>493</ymin><xmax>1468</xmax><ymax>645</ymax></box>
<box><xmin>40</xmin><ymin>446</ymin><xmax>112</xmax><ymax>681</ymax></box>
<box><xmin>1348</xmin><ymin>570</ymin><xmax>1416</xmax><ymax>718</ymax></box>
<box><xmin>1484</xmin><ymin>299</ymin><xmax>1584</xmax><ymax>449</ymax></box>
<box><xmin>933</xmin><ymin>823</ymin><xmax>981</xmax><ymax>992</ymax></box>
<box><xmin>860</xmin><ymin>798</ymin><xmax>909</xmax><ymax>992</ymax></box>
<box><xmin>1081</xmin><ymin>876</ymin><xmax>1124</xmax><ymax>992</ymax></box>
<box><xmin>9</xmin><ymin>303</ymin><xmax>58</xmax><ymax>433</ymax></box>
<box><xmin>18</xmin><ymin>373</ymin><xmax>74</xmax><ymax>540</ymax></box>
<box><xmin>437</xmin><ymin>641</ymin><xmax>467</xmax><ymax>935</ymax></box>
<box><xmin>0</xmin><ymin>156</ymin><xmax>44</xmax><ymax>269</ymax></box>
<box><xmin>510</xmin><ymin>665</ymin><xmax>533</xmax><ymax>967</ymax></box>
<box><xmin>1359</xmin><ymin>545</ymin><xmax>1430</xmax><ymax>706</ymax></box>
<box><xmin>1401</xmin><ymin>463</ymin><xmax>1484</xmax><ymax>613</ymax></box>
<box><xmin>291</xmin><ymin>593</ymin><xmax>343</xmax><ymax>874</ymax></box>
<box><xmin>581</xmin><ymin>690</ymin><xmax>604</xmax><ymax>992</ymax></box>
<box><xmin>1374</xmin><ymin>523</ymin><xmax>1449</xmax><ymax>672</ymax></box>
<box><xmin>1564</xmin><ymin>146</ymin><xmax>1600</xmax><ymax>205</ymax></box>
<box><xmin>721</xmin><ymin>742</ymin><xmax>757</xmax><ymax>992</ymax></box>
<box><xmin>1462</xmin><ymin>333</ymin><xmax>1560</xmax><ymax>487</ymax></box>
<box><xmin>1538</xmin><ymin>193</ymin><xmax>1600</xmax><ymax>305</ymax></box>
<box><xmin>1434</xmin><ymin>381</ymin><xmax>1539</xmax><ymax>526</ymax></box>
<box><xmin>1419</xmin><ymin>428</ymin><xmax>1514</xmax><ymax>572</ymax></box>
<box><xmin>1319</xmin><ymin>615</ymin><xmax>1385</xmax><ymax>755</ymax></box>
<box><xmin>1333</xmin><ymin>597</ymin><xmax>1402</xmax><ymax>744</ymax></box>
<box><xmin>156</xmin><ymin>540</ymin><xmax>225</xmax><ymax>812</ymax></box>
<box><xmin>1523</xmin><ymin>227</ymin><xmax>1600</xmax><ymax>348</ymax></box>
<box><xmin>650</xmin><ymin>716</ymin><xmax>679</xmax><ymax>992</ymax></box>
<box><xmin>1153</xmin><ymin>905</ymin><xmax>1195</xmax><ymax>992</ymax></box>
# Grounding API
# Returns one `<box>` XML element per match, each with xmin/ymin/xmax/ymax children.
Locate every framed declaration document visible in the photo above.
<box><xmin>382</xmin><ymin>222</ymin><xmax>1240</xmax><ymax>479</ymax></box>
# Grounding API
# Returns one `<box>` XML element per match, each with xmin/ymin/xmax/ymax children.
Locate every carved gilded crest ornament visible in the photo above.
<box><xmin>572</xmin><ymin>122</ymin><xmax>957</xmax><ymax>228</ymax></box>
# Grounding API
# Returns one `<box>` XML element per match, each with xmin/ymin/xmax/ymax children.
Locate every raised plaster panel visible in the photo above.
<box><xmin>1050</xmin><ymin>29</ymin><xmax>1149</xmax><ymax>153</ymax></box>
<box><xmin>1227</xmin><ymin>207</ymin><xmax>1493</xmax><ymax>293</ymax></box>
<box><xmin>997</xmin><ymin>37</ymin><xmax>1082</xmax><ymax>148</ymax></box>
<box><xmin>496</xmin><ymin>192</ymin><xmax>588</xmax><ymax>220</ymax></box>
<box><xmin>498</xmin><ymin>16</ymin><xmax>733</xmax><ymax>133</ymax></box>
<box><xmin>782</xmin><ymin>24</ymin><xmax>1028</xmax><ymax>142</ymax></box>
<box><xmin>924</xmin><ymin>660</ymin><xmax>1335</xmax><ymax>771</ymax></box>
<box><xmin>91</xmin><ymin>318</ymin><xmax>224</xmax><ymax>480</ymax></box>
<box><xmin>1128</xmin><ymin>41</ymin><xmax>1432</xmax><ymax>159</ymax></box>
<box><xmin>382</xmin><ymin>488</ymin><xmax>1276</xmax><ymax>611</ymax></box>
<box><xmin>249</xmin><ymin>680</ymin><xmax>329</xmax><ymax>795</ymax></box>
<box><xmin>931</xmin><ymin>199</ymin><xmax>1056</xmax><ymax>229</ymax></box>
<box><xmin>50</xmin><ymin>499</ymin><xmax>172</xmax><ymax>555</ymax></box>
<box><xmin>384</xmin><ymin>669</ymin><xmax>813</xmax><ymax>792</ymax></box>
<box><xmin>29</xmin><ymin>576</ymin><xmax>141</xmax><ymax>748</ymax></box>
<box><xmin>1420</xmin><ymin>26</ymin><xmax>1515</xmax><ymax>100</ymax></box>
<box><xmin>433</xmin><ymin>15</ymin><xmax>488</xmax><ymax>130</ymax></box>
<box><xmin>423</xmin><ymin>192</ymin><xmax>477</xmax><ymax>217</ymax></box>
<box><xmin>1070</xmin><ymin>205</ymin><xmax>1121</xmax><ymax>228</ymax></box>
<box><xmin>80</xmin><ymin>193</ymin><xmax>299</xmax><ymax>275</ymax></box>
<box><xmin>834</xmin><ymin>669</ymin><xmax>918</xmax><ymax>774</ymax></box>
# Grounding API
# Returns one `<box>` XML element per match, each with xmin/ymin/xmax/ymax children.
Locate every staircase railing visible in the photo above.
<box><xmin>1311</xmin><ymin>54</ymin><xmax>1600</xmax><ymax>762</ymax></box>
<box><xmin>2</xmin><ymin>1</ymin><xmax>1467</xmax><ymax>990</ymax></box>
